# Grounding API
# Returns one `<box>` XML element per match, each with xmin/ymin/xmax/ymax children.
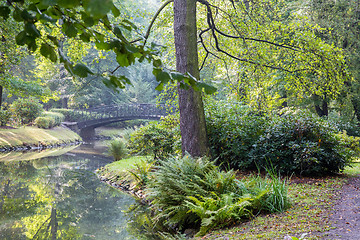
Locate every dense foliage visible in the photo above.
<box><xmin>147</xmin><ymin>155</ymin><xmax>289</xmax><ymax>236</ymax></box>
<box><xmin>206</xmin><ymin>101</ymin><xmax>359</xmax><ymax>176</ymax></box>
<box><xmin>34</xmin><ymin>116</ymin><xmax>54</xmax><ymax>129</ymax></box>
<box><xmin>205</xmin><ymin>99</ymin><xmax>267</xmax><ymax>169</ymax></box>
<box><xmin>10</xmin><ymin>97</ymin><xmax>43</xmax><ymax>124</ymax></box>
<box><xmin>34</xmin><ymin>111</ymin><xmax>64</xmax><ymax>129</ymax></box>
<box><xmin>128</xmin><ymin>115</ymin><xmax>181</xmax><ymax>159</ymax></box>
<box><xmin>0</xmin><ymin>109</ymin><xmax>11</xmax><ymax>126</ymax></box>
<box><xmin>250</xmin><ymin>109</ymin><xmax>358</xmax><ymax>175</ymax></box>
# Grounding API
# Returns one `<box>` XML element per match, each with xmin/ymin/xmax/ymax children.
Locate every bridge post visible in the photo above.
<box><xmin>80</xmin><ymin>127</ymin><xmax>96</xmax><ymax>141</ymax></box>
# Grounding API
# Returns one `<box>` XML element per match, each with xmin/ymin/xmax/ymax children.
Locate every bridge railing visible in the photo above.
<box><xmin>74</xmin><ymin>104</ymin><xmax>172</xmax><ymax>122</ymax></box>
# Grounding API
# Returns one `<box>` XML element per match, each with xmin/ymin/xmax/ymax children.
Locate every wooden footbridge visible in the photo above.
<box><xmin>63</xmin><ymin>104</ymin><xmax>171</xmax><ymax>140</ymax></box>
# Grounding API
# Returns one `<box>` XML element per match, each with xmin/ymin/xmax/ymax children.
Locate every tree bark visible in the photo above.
<box><xmin>174</xmin><ymin>0</ymin><xmax>209</xmax><ymax>157</ymax></box>
<box><xmin>313</xmin><ymin>94</ymin><xmax>328</xmax><ymax>117</ymax></box>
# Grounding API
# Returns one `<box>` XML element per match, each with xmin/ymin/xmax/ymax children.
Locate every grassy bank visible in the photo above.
<box><xmin>97</xmin><ymin>159</ymin><xmax>360</xmax><ymax>239</ymax></box>
<box><xmin>0</xmin><ymin>126</ymin><xmax>81</xmax><ymax>149</ymax></box>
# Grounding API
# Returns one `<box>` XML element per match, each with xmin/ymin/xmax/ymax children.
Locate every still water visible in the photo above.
<box><xmin>0</xmin><ymin>143</ymin><xmax>141</xmax><ymax>240</ymax></box>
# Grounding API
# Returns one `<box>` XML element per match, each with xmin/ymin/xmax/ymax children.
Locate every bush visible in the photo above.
<box><xmin>10</xmin><ymin>97</ymin><xmax>43</xmax><ymax>124</ymax></box>
<box><xmin>205</xmin><ymin>99</ymin><xmax>267</xmax><ymax>169</ymax></box>
<box><xmin>34</xmin><ymin>116</ymin><xmax>55</xmax><ymax>129</ymax></box>
<box><xmin>147</xmin><ymin>155</ymin><xmax>289</xmax><ymax>236</ymax></box>
<box><xmin>250</xmin><ymin>108</ymin><xmax>358</xmax><ymax>175</ymax></box>
<box><xmin>0</xmin><ymin>109</ymin><xmax>11</xmax><ymax>126</ymax></box>
<box><xmin>108</xmin><ymin>138</ymin><xmax>128</xmax><ymax>161</ymax></box>
<box><xmin>128</xmin><ymin>114</ymin><xmax>181</xmax><ymax>159</ymax></box>
<box><xmin>41</xmin><ymin>111</ymin><xmax>65</xmax><ymax>127</ymax></box>
<box><xmin>50</xmin><ymin>108</ymin><xmax>100</xmax><ymax>122</ymax></box>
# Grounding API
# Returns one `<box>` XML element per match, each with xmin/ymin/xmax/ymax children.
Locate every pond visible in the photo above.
<box><xmin>0</xmin><ymin>142</ymin><xmax>146</xmax><ymax>240</ymax></box>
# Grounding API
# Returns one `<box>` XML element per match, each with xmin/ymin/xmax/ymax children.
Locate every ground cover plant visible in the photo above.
<box><xmin>197</xmin><ymin>175</ymin><xmax>347</xmax><ymax>240</ymax></box>
<box><xmin>146</xmin><ymin>155</ymin><xmax>290</xmax><ymax>237</ymax></box>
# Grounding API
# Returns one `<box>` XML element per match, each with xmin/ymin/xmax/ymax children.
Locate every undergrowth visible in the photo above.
<box><xmin>146</xmin><ymin>155</ymin><xmax>290</xmax><ymax>236</ymax></box>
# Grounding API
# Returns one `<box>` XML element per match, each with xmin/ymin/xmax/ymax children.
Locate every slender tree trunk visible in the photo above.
<box><xmin>0</xmin><ymin>85</ymin><xmax>3</xmax><ymax>108</ymax></box>
<box><xmin>174</xmin><ymin>0</ymin><xmax>209</xmax><ymax>157</ymax></box>
<box><xmin>313</xmin><ymin>94</ymin><xmax>328</xmax><ymax>117</ymax></box>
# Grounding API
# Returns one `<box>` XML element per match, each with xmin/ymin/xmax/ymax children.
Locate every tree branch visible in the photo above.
<box><xmin>131</xmin><ymin>0</ymin><xmax>174</xmax><ymax>45</ymax></box>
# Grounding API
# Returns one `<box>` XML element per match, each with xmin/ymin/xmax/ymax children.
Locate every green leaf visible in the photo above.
<box><xmin>15</xmin><ymin>31</ymin><xmax>27</xmax><ymax>45</ymax></box>
<box><xmin>81</xmin><ymin>12</ymin><xmax>95</xmax><ymax>27</ymax></box>
<box><xmin>116</xmin><ymin>52</ymin><xmax>130</xmax><ymax>67</ymax></box>
<box><xmin>113</xmin><ymin>26</ymin><xmax>127</xmax><ymax>42</ymax></box>
<box><xmin>39</xmin><ymin>13</ymin><xmax>56</xmax><ymax>23</ymax></box>
<box><xmin>84</xmin><ymin>0</ymin><xmax>113</xmax><ymax>18</ymax></box>
<box><xmin>13</xmin><ymin>8</ymin><xmax>23</xmax><ymax>22</ymax></box>
<box><xmin>27</xmin><ymin>38</ymin><xmax>37</xmax><ymax>52</ymax></box>
<box><xmin>0</xmin><ymin>6</ymin><xmax>11</xmax><ymax>20</ymax></box>
<box><xmin>57</xmin><ymin>0</ymin><xmax>81</xmax><ymax>8</ymax></box>
<box><xmin>103</xmin><ymin>75</ymin><xmax>130</xmax><ymax>90</ymax></box>
<box><xmin>171</xmin><ymin>72</ymin><xmax>184</xmax><ymax>81</ymax></box>
<box><xmin>153</xmin><ymin>59</ymin><xmax>162</xmax><ymax>68</ymax></box>
<box><xmin>25</xmin><ymin>23</ymin><xmax>41</xmax><ymax>37</ymax></box>
<box><xmin>40</xmin><ymin>43</ymin><xmax>57</xmax><ymax>62</ymax></box>
<box><xmin>95</xmin><ymin>40</ymin><xmax>111</xmax><ymax>50</ymax></box>
<box><xmin>111</xmin><ymin>4</ymin><xmax>120</xmax><ymax>18</ymax></box>
<box><xmin>63</xmin><ymin>22</ymin><xmax>78</xmax><ymax>38</ymax></box>
<box><xmin>73</xmin><ymin>63</ymin><xmax>93</xmax><ymax>78</ymax></box>
<box><xmin>21</xmin><ymin>10</ymin><xmax>36</xmax><ymax>21</ymax></box>
<box><xmin>155</xmin><ymin>70</ymin><xmax>171</xmax><ymax>84</ymax></box>
<box><xmin>155</xmin><ymin>82</ymin><xmax>164</xmax><ymax>91</ymax></box>
<box><xmin>125</xmin><ymin>44</ymin><xmax>139</xmax><ymax>54</ymax></box>
<box><xmin>196</xmin><ymin>82</ymin><xmax>217</xmax><ymax>94</ymax></box>
<box><xmin>80</xmin><ymin>32</ymin><xmax>91</xmax><ymax>42</ymax></box>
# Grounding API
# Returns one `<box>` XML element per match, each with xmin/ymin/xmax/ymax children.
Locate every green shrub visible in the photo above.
<box><xmin>250</xmin><ymin>109</ymin><xmax>358</xmax><ymax>175</ymax></box>
<box><xmin>108</xmin><ymin>138</ymin><xmax>128</xmax><ymax>161</ymax></box>
<box><xmin>50</xmin><ymin>108</ymin><xmax>100</xmax><ymax>122</ymax></box>
<box><xmin>0</xmin><ymin>109</ymin><xmax>11</xmax><ymax>126</ymax></box>
<box><xmin>147</xmin><ymin>155</ymin><xmax>289</xmax><ymax>236</ymax></box>
<box><xmin>10</xmin><ymin>97</ymin><xmax>43</xmax><ymax>124</ymax></box>
<box><xmin>34</xmin><ymin>116</ymin><xmax>55</xmax><ymax>129</ymax></box>
<box><xmin>205</xmin><ymin>99</ymin><xmax>267</xmax><ymax>169</ymax></box>
<box><xmin>41</xmin><ymin>111</ymin><xmax>65</xmax><ymax>127</ymax></box>
<box><xmin>128</xmin><ymin>114</ymin><xmax>181</xmax><ymax>159</ymax></box>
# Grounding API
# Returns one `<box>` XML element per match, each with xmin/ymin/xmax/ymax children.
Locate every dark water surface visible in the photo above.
<box><xmin>0</xmin><ymin>143</ymin><xmax>139</xmax><ymax>240</ymax></box>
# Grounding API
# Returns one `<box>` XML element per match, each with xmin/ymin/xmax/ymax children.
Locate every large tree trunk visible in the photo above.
<box><xmin>174</xmin><ymin>0</ymin><xmax>209</xmax><ymax>157</ymax></box>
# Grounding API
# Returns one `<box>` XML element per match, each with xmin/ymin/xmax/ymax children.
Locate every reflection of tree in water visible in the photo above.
<box><xmin>0</xmin><ymin>155</ymin><xmax>135</xmax><ymax>240</ymax></box>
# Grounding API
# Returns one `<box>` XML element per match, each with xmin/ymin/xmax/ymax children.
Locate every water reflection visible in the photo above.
<box><xmin>0</xmin><ymin>146</ymin><xmax>137</xmax><ymax>240</ymax></box>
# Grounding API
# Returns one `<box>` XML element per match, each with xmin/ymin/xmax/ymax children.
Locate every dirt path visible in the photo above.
<box><xmin>324</xmin><ymin>175</ymin><xmax>360</xmax><ymax>239</ymax></box>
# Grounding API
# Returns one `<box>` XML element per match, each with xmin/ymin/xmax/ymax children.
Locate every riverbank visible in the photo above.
<box><xmin>96</xmin><ymin>156</ymin><xmax>150</xmax><ymax>202</ymax></box>
<box><xmin>0</xmin><ymin>126</ymin><xmax>81</xmax><ymax>152</ymax></box>
<box><xmin>98</xmin><ymin>159</ymin><xmax>360</xmax><ymax>239</ymax></box>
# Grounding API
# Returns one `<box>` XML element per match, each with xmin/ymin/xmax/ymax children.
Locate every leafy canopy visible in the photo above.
<box><xmin>0</xmin><ymin>0</ymin><xmax>216</xmax><ymax>94</ymax></box>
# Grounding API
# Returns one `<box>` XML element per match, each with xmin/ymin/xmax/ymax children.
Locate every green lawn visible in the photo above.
<box><xmin>100</xmin><ymin>155</ymin><xmax>151</xmax><ymax>174</ymax></box>
<box><xmin>0</xmin><ymin>126</ymin><xmax>81</xmax><ymax>148</ymax></box>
